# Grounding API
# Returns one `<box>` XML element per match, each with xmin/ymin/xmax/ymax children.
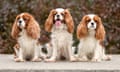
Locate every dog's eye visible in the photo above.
<box><xmin>53</xmin><ymin>12</ymin><xmax>57</xmax><ymax>16</ymax></box>
<box><xmin>23</xmin><ymin>15</ymin><xmax>29</xmax><ymax>21</ymax></box>
<box><xmin>17</xmin><ymin>17</ymin><xmax>20</xmax><ymax>20</ymax></box>
<box><xmin>86</xmin><ymin>19</ymin><xmax>91</xmax><ymax>22</ymax></box>
<box><xmin>61</xmin><ymin>13</ymin><xmax>64</xmax><ymax>16</ymax></box>
<box><xmin>94</xmin><ymin>20</ymin><xmax>98</xmax><ymax>23</ymax></box>
<box><xmin>23</xmin><ymin>17</ymin><xmax>27</xmax><ymax>21</ymax></box>
<box><xmin>54</xmin><ymin>14</ymin><xmax>56</xmax><ymax>16</ymax></box>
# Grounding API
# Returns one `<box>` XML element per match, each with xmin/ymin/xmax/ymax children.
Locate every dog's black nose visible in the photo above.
<box><xmin>91</xmin><ymin>22</ymin><xmax>94</xmax><ymax>25</ymax></box>
<box><xmin>57</xmin><ymin>15</ymin><xmax>60</xmax><ymax>17</ymax></box>
<box><xmin>19</xmin><ymin>20</ymin><xmax>22</xmax><ymax>24</ymax></box>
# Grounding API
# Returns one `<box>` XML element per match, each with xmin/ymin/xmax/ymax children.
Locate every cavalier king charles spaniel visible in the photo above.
<box><xmin>11</xmin><ymin>13</ymin><xmax>42</xmax><ymax>62</ymax></box>
<box><xmin>44</xmin><ymin>8</ymin><xmax>76</xmax><ymax>62</ymax></box>
<box><xmin>76</xmin><ymin>14</ymin><xmax>111</xmax><ymax>62</ymax></box>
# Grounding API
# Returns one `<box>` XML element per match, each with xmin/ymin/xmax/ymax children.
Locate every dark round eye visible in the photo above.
<box><xmin>94</xmin><ymin>20</ymin><xmax>98</xmax><ymax>23</ymax></box>
<box><xmin>23</xmin><ymin>18</ymin><xmax>27</xmax><ymax>21</ymax></box>
<box><xmin>17</xmin><ymin>17</ymin><xmax>20</xmax><ymax>20</ymax></box>
<box><xmin>53</xmin><ymin>14</ymin><xmax>56</xmax><ymax>16</ymax></box>
<box><xmin>53</xmin><ymin>12</ymin><xmax>57</xmax><ymax>16</ymax></box>
<box><xmin>86</xmin><ymin>19</ymin><xmax>90</xmax><ymax>22</ymax></box>
<box><xmin>61</xmin><ymin>13</ymin><xmax>64</xmax><ymax>16</ymax></box>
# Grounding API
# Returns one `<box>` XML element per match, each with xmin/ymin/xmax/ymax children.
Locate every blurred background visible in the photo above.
<box><xmin>0</xmin><ymin>0</ymin><xmax>120</xmax><ymax>54</ymax></box>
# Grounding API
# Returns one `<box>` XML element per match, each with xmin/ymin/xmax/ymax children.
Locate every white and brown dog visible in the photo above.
<box><xmin>11</xmin><ymin>13</ymin><xmax>42</xmax><ymax>62</ymax></box>
<box><xmin>76</xmin><ymin>14</ymin><xmax>111</xmax><ymax>62</ymax></box>
<box><xmin>44</xmin><ymin>8</ymin><xmax>76</xmax><ymax>62</ymax></box>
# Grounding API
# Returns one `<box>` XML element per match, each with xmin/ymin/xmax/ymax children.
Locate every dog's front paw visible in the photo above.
<box><xmin>91</xmin><ymin>58</ymin><xmax>101</xmax><ymax>62</ymax></box>
<box><xmin>32</xmin><ymin>58</ymin><xmax>42</xmax><ymax>62</ymax></box>
<box><xmin>70</xmin><ymin>56</ymin><xmax>77</xmax><ymax>62</ymax></box>
<box><xmin>42</xmin><ymin>55</ymin><xmax>50</xmax><ymax>60</ymax></box>
<box><xmin>77</xmin><ymin>58</ymin><xmax>88</xmax><ymax>62</ymax></box>
<box><xmin>44</xmin><ymin>58</ymin><xmax>56</xmax><ymax>62</ymax></box>
<box><xmin>103</xmin><ymin>55</ymin><xmax>111</xmax><ymax>61</ymax></box>
<box><xmin>14</xmin><ymin>58</ymin><xmax>25</xmax><ymax>62</ymax></box>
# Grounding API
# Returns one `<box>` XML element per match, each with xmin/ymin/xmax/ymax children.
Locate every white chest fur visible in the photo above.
<box><xmin>80</xmin><ymin>36</ymin><xmax>97</xmax><ymax>53</ymax></box>
<box><xmin>51</xmin><ymin>24</ymin><xmax>72</xmax><ymax>47</ymax></box>
<box><xmin>18</xmin><ymin>29</ymin><xmax>37</xmax><ymax>56</ymax></box>
<box><xmin>78</xmin><ymin>30</ymin><xmax>98</xmax><ymax>55</ymax></box>
<box><xmin>50</xmin><ymin>23</ymin><xmax>73</xmax><ymax>59</ymax></box>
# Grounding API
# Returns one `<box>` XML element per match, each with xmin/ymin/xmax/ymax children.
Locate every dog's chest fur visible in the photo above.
<box><xmin>18</xmin><ymin>29</ymin><xmax>36</xmax><ymax>55</ymax></box>
<box><xmin>51</xmin><ymin>23</ymin><xmax>73</xmax><ymax>59</ymax></box>
<box><xmin>51</xmin><ymin>24</ymin><xmax>72</xmax><ymax>47</ymax></box>
<box><xmin>79</xmin><ymin>30</ymin><xmax>98</xmax><ymax>54</ymax></box>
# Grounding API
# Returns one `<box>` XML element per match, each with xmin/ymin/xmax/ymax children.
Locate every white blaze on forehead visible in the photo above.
<box><xmin>87</xmin><ymin>14</ymin><xmax>95</xmax><ymax>19</ymax></box>
<box><xmin>55</xmin><ymin>8</ymin><xmax>65</xmax><ymax>13</ymax></box>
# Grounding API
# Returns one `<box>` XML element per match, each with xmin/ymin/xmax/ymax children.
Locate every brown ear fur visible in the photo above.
<box><xmin>77</xmin><ymin>15</ymin><xmax>88</xmax><ymax>39</ymax></box>
<box><xmin>45</xmin><ymin>9</ymin><xmax>56</xmax><ymax>32</ymax></box>
<box><xmin>95</xmin><ymin>16</ymin><xmax>105</xmax><ymax>41</ymax></box>
<box><xmin>26</xmin><ymin>15</ymin><xmax>40</xmax><ymax>39</ymax></box>
<box><xmin>11</xmin><ymin>16</ymin><xmax>20</xmax><ymax>39</ymax></box>
<box><xmin>64</xmin><ymin>9</ymin><xmax>74</xmax><ymax>33</ymax></box>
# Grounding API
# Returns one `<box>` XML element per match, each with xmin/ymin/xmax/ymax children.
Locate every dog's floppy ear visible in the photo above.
<box><xmin>77</xmin><ymin>15</ymin><xmax>88</xmax><ymax>39</ymax></box>
<box><xmin>45</xmin><ymin>9</ymin><xmax>56</xmax><ymax>32</ymax></box>
<box><xmin>95</xmin><ymin>15</ymin><xmax>105</xmax><ymax>41</ymax></box>
<box><xmin>26</xmin><ymin>14</ymin><xmax>40</xmax><ymax>39</ymax></box>
<box><xmin>64</xmin><ymin>9</ymin><xmax>74</xmax><ymax>33</ymax></box>
<box><xmin>11</xmin><ymin>16</ymin><xmax>21</xmax><ymax>39</ymax></box>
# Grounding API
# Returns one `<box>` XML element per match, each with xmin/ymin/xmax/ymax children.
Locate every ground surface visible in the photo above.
<box><xmin>0</xmin><ymin>54</ymin><xmax>120</xmax><ymax>72</ymax></box>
